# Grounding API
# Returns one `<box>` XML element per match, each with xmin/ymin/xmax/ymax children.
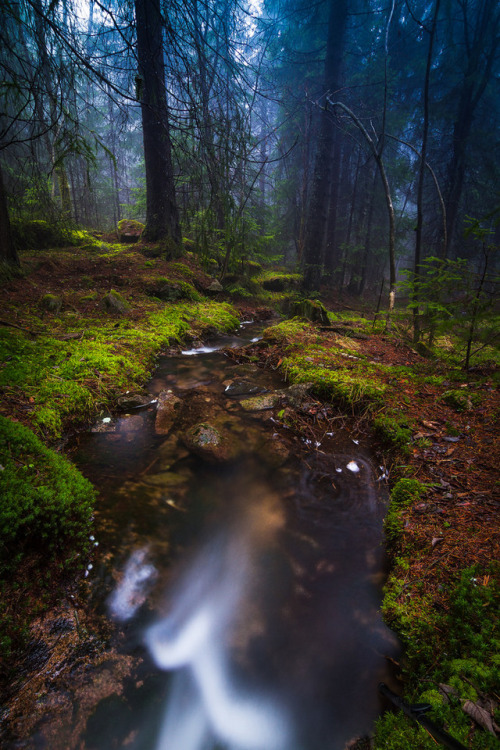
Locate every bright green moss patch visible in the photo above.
<box><xmin>0</xmin><ymin>415</ymin><xmax>95</xmax><ymax>573</ymax></box>
<box><xmin>283</xmin><ymin>354</ymin><xmax>385</xmax><ymax>410</ymax></box>
<box><xmin>0</xmin><ymin>300</ymin><xmax>239</xmax><ymax>439</ymax></box>
<box><xmin>377</xmin><ymin>565</ymin><xmax>500</xmax><ymax>749</ymax></box>
<box><xmin>255</xmin><ymin>269</ymin><xmax>302</xmax><ymax>291</ymax></box>
<box><xmin>373</xmin><ymin>412</ymin><xmax>413</xmax><ymax>453</ymax></box>
<box><xmin>263</xmin><ymin>318</ymin><xmax>311</xmax><ymax>344</ymax></box>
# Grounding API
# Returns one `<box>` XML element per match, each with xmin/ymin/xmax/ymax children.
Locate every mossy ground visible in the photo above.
<box><xmin>232</xmin><ymin>311</ymin><xmax>499</xmax><ymax>748</ymax></box>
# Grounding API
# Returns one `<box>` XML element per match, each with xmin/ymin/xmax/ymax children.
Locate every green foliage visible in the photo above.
<box><xmin>400</xmin><ymin>230</ymin><xmax>499</xmax><ymax>368</ymax></box>
<box><xmin>0</xmin><ymin>416</ymin><xmax>95</xmax><ymax>574</ymax></box>
<box><xmin>225</xmin><ymin>284</ymin><xmax>253</xmax><ymax>298</ymax></box>
<box><xmin>378</xmin><ymin>566</ymin><xmax>500</xmax><ymax>749</ymax></box>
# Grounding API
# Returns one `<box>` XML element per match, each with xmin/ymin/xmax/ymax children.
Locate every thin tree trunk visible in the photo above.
<box><xmin>0</xmin><ymin>163</ymin><xmax>19</xmax><ymax>267</ymax></box>
<box><xmin>331</xmin><ymin>101</ymin><xmax>396</xmax><ymax>321</ymax></box>
<box><xmin>414</xmin><ymin>0</ymin><xmax>441</xmax><ymax>343</ymax></box>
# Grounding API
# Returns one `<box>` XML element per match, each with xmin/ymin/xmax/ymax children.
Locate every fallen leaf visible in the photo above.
<box><xmin>432</xmin><ymin>537</ymin><xmax>444</xmax><ymax>547</ymax></box>
<box><xmin>463</xmin><ymin>700</ymin><xmax>498</xmax><ymax>736</ymax></box>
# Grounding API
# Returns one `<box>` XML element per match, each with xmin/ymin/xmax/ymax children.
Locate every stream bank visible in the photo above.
<box><xmin>2</xmin><ymin>320</ymin><xmax>399</xmax><ymax>749</ymax></box>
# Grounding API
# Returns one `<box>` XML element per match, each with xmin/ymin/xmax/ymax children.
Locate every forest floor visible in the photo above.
<box><xmin>1</xmin><ymin>239</ymin><xmax>499</xmax><ymax>748</ymax></box>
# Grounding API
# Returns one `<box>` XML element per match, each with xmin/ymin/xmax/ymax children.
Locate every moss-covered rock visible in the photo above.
<box><xmin>102</xmin><ymin>289</ymin><xmax>131</xmax><ymax>314</ymax></box>
<box><xmin>117</xmin><ymin>219</ymin><xmax>144</xmax><ymax>243</ymax></box>
<box><xmin>11</xmin><ymin>219</ymin><xmax>71</xmax><ymax>251</ymax></box>
<box><xmin>39</xmin><ymin>293</ymin><xmax>63</xmax><ymax>313</ymax></box>
<box><xmin>146</xmin><ymin>278</ymin><xmax>201</xmax><ymax>302</ymax></box>
<box><xmin>285</xmin><ymin>297</ymin><xmax>330</xmax><ymax>325</ymax></box>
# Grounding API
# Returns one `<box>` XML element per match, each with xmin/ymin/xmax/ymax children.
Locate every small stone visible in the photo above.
<box><xmin>117</xmin><ymin>393</ymin><xmax>154</xmax><ymax>410</ymax></box>
<box><xmin>240</xmin><ymin>393</ymin><xmax>281</xmax><ymax>411</ymax></box>
<box><xmin>155</xmin><ymin>390</ymin><xmax>182</xmax><ymax>435</ymax></box>
<box><xmin>206</xmin><ymin>279</ymin><xmax>223</xmax><ymax>293</ymax></box>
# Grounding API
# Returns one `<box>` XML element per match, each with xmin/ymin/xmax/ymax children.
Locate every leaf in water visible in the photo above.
<box><xmin>462</xmin><ymin>700</ymin><xmax>498</xmax><ymax>736</ymax></box>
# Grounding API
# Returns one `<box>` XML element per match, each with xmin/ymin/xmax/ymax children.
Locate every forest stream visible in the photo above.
<box><xmin>13</xmin><ymin>320</ymin><xmax>399</xmax><ymax>750</ymax></box>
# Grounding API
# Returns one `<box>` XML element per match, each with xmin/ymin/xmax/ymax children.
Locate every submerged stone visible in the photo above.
<box><xmin>240</xmin><ymin>393</ymin><xmax>281</xmax><ymax>411</ymax></box>
<box><xmin>155</xmin><ymin>390</ymin><xmax>182</xmax><ymax>435</ymax></box>
<box><xmin>118</xmin><ymin>415</ymin><xmax>143</xmax><ymax>432</ymax></box>
<box><xmin>224</xmin><ymin>378</ymin><xmax>266</xmax><ymax>397</ymax></box>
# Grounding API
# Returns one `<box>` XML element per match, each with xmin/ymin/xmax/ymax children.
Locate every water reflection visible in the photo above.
<box><xmin>119</xmin><ymin>454</ymin><xmax>399</xmax><ymax>750</ymax></box>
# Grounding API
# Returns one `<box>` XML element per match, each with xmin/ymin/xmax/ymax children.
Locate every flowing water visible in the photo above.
<box><xmin>26</xmin><ymin>321</ymin><xmax>399</xmax><ymax>749</ymax></box>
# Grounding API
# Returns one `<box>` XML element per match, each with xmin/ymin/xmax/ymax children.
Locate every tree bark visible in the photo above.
<box><xmin>413</xmin><ymin>0</ymin><xmax>441</xmax><ymax>343</ymax></box>
<box><xmin>444</xmin><ymin>0</ymin><xmax>499</xmax><ymax>254</ymax></box>
<box><xmin>302</xmin><ymin>0</ymin><xmax>348</xmax><ymax>292</ymax></box>
<box><xmin>0</xmin><ymin>163</ymin><xmax>19</xmax><ymax>267</ymax></box>
<box><xmin>135</xmin><ymin>0</ymin><xmax>181</xmax><ymax>247</ymax></box>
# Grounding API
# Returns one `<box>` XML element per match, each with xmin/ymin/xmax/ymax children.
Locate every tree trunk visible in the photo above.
<box><xmin>0</xmin><ymin>163</ymin><xmax>19</xmax><ymax>267</ymax></box>
<box><xmin>413</xmin><ymin>0</ymin><xmax>441</xmax><ymax>343</ymax></box>
<box><xmin>135</xmin><ymin>0</ymin><xmax>181</xmax><ymax>248</ymax></box>
<box><xmin>302</xmin><ymin>0</ymin><xmax>348</xmax><ymax>292</ymax></box>
<box><xmin>444</xmin><ymin>0</ymin><xmax>499</xmax><ymax>255</ymax></box>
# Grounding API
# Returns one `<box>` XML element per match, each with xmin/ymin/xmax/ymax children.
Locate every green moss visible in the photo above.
<box><xmin>169</xmin><ymin>262</ymin><xmax>195</xmax><ymax>279</ymax></box>
<box><xmin>263</xmin><ymin>318</ymin><xmax>311</xmax><ymax>343</ymax></box>
<box><xmin>378</xmin><ymin>565</ymin><xmax>500</xmax><ymax>749</ymax></box>
<box><xmin>373</xmin><ymin>412</ymin><xmax>413</xmax><ymax>452</ymax></box>
<box><xmin>11</xmin><ymin>219</ymin><xmax>73</xmax><ymax>251</ymax></box>
<box><xmin>441</xmin><ymin>389</ymin><xmax>482</xmax><ymax>411</ymax></box>
<box><xmin>283</xmin><ymin>355</ymin><xmax>385</xmax><ymax>410</ymax></box>
<box><xmin>117</xmin><ymin>219</ymin><xmax>144</xmax><ymax>234</ymax></box>
<box><xmin>0</xmin><ymin>416</ymin><xmax>95</xmax><ymax>573</ymax></box>
<box><xmin>255</xmin><ymin>270</ymin><xmax>302</xmax><ymax>291</ymax></box>
<box><xmin>384</xmin><ymin>478</ymin><xmax>426</xmax><ymax>548</ymax></box>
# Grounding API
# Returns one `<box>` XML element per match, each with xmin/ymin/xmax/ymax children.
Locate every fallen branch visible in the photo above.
<box><xmin>0</xmin><ymin>319</ymin><xmax>38</xmax><ymax>336</ymax></box>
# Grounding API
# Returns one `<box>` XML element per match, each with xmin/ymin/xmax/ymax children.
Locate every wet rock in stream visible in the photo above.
<box><xmin>154</xmin><ymin>389</ymin><xmax>182</xmax><ymax>435</ymax></box>
<box><xmin>116</xmin><ymin>393</ymin><xmax>154</xmax><ymax>410</ymax></box>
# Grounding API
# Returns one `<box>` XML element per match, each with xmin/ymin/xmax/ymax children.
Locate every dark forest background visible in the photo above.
<box><xmin>1</xmin><ymin>0</ymin><xmax>499</xmax><ymax>333</ymax></box>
